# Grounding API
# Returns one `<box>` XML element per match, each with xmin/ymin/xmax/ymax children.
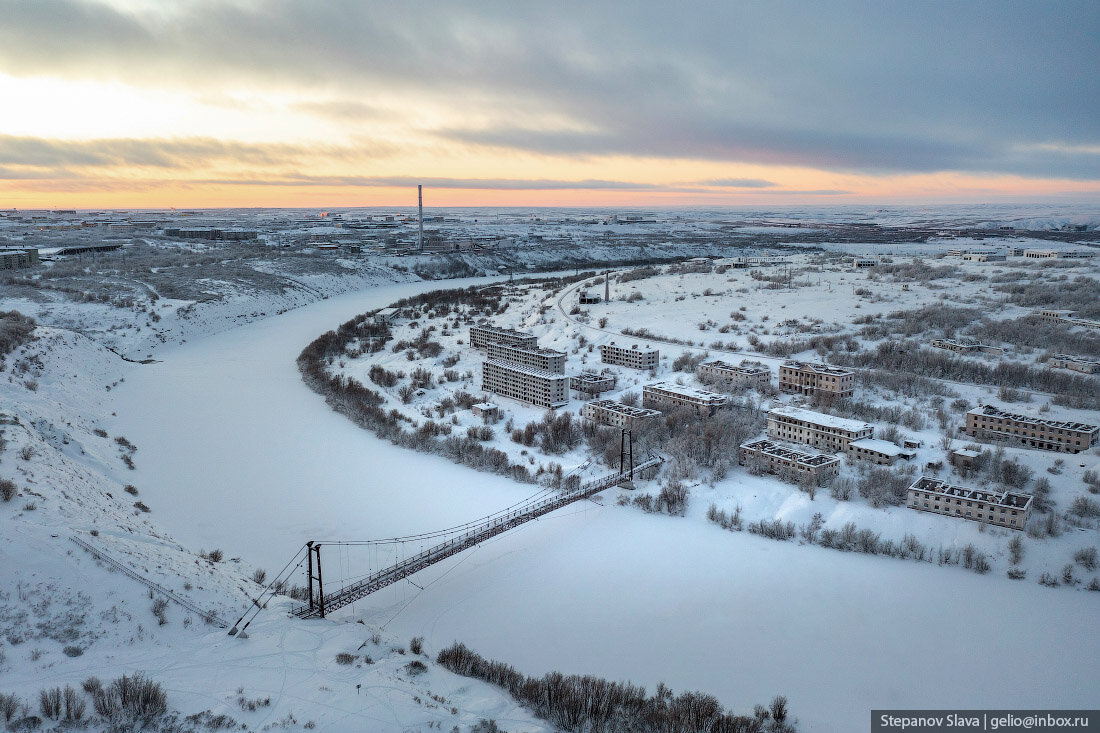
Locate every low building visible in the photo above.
<box><xmin>696</xmin><ymin>359</ymin><xmax>771</xmax><ymax>387</ymax></box>
<box><xmin>1038</xmin><ymin>310</ymin><xmax>1100</xmax><ymax>332</ymax></box>
<box><xmin>470</xmin><ymin>325</ymin><xmax>539</xmax><ymax>351</ymax></box>
<box><xmin>778</xmin><ymin>361</ymin><xmax>855</xmax><ymax>399</ymax></box>
<box><xmin>767</xmin><ymin>406</ymin><xmax>873</xmax><ymax>452</ymax></box>
<box><xmin>852</xmin><ymin>257</ymin><xmax>878</xmax><ymax>269</ymax></box>
<box><xmin>471</xmin><ymin>402</ymin><xmax>498</xmax><ymax>419</ymax></box>
<box><xmin>906</xmin><ymin>476</ymin><xmax>1032</xmax><ymax>530</ymax></box>
<box><xmin>578</xmin><ymin>291</ymin><xmax>601</xmax><ymax>305</ymax></box>
<box><xmin>581</xmin><ymin>399</ymin><xmax>661</xmax><ymax>429</ymax></box>
<box><xmin>481</xmin><ymin>359</ymin><xmax>569</xmax><ymax>409</ymax></box>
<box><xmin>1047</xmin><ymin>354</ymin><xmax>1100</xmax><ymax>374</ymax></box>
<box><xmin>964</xmin><ymin>404</ymin><xmax>1099</xmax><ymax>453</ymax></box>
<box><xmin>600</xmin><ymin>342</ymin><xmax>659</xmax><ymax>370</ymax></box>
<box><xmin>570</xmin><ymin>372</ymin><xmax>617</xmax><ymax>396</ymax></box>
<box><xmin>738</xmin><ymin>439</ymin><xmax>840</xmax><ymax>485</ymax></box>
<box><xmin>950</xmin><ymin>448</ymin><xmax>980</xmax><ymax>470</ymax></box>
<box><xmin>1024</xmin><ymin>249</ymin><xmax>1058</xmax><ymax>259</ymax></box>
<box><xmin>930</xmin><ymin>339</ymin><xmax>1004</xmax><ymax>356</ymax></box>
<box><xmin>642</xmin><ymin>381</ymin><xmax>727</xmax><ymax>417</ymax></box>
<box><xmin>847</xmin><ymin>438</ymin><xmax>912</xmax><ymax>465</ymax></box>
<box><xmin>1025</xmin><ymin>249</ymin><xmax>1094</xmax><ymax>260</ymax></box>
<box><xmin>961</xmin><ymin>253</ymin><xmax>1006</xmax><ymax>262</ymax></box>
<box><xmin>486</xmin><ymin>341</ymin><xmax>566</xmax><ymax>373</ymax></box>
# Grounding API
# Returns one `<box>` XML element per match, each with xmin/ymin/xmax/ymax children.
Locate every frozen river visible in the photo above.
<box><xmin>109</xmin><ymin>277</ymin><xmax>1100</xmax><ymax>732</ymax></box>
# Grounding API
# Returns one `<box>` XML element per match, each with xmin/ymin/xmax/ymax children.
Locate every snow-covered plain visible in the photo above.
<box><xmin>104</xmin><ymin>264</ymin><xmax>1100</xmax><ymax>732</ymax></box>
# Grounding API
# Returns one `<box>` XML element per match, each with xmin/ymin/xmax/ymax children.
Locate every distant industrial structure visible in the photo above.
<box><xmin>600</xmin><ymin>342</ymin><xmax>659</xmax><ymax>370</ymax></box>
<box><xmin>778</xmin><ymin>361</ymin><xmax>855</xmax><ymax>400</ymax></box>
<box><xmin>906</xmin><ymin>476</ymin><xmax>1032</xmax><ymax>530</ymax></box>
<box><xmin>738</xmin><ymin>438</ymin><xmax>840</xmax><ymax>485</ymax></box>
<box><xmin>964</xmin><ymin>405</ymin><xmax>1099</xmax><ymax>453</ymax></box>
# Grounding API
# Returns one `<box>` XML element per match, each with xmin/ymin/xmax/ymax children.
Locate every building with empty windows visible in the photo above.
<box><xmin>930</xmin><ymin>339</ymin><xmax>1005</xmax><ymax>356</ymax></box>
<box><xmin>481</xmin><ymin>359</ymin><xmax>569</xmax><ymax>409</ymax></box>
<box><xmin>696</xmin><ymin>359</ymin><xmax>771</xmax><ymax>387</ymax></box>
<box><xmin>852</xmin><ymin>257</ymin><xmax>878</xmax><ymax>269</ymax></box>
<box><xmin>1025</xmin><ymin>249</ymin><xmax>1094</xmax><ymax>260</ymax></box>
<box><xmin>600</xmin><ymin>342</ymin><xmax>659</xmax><ymax>370</ymax></box>
<box><xmin>0</xmin><ymin>248</ymin><xmax>39</xmax><ymax>269</ymax></box>
<box><xmin>778</xmin><ymin>361</ymin><xmax>855</xmax><ymax>399</ymax></box>
<box><xmin>738</xmin><ymin>439</ymin><xmax>840</xmax><ymax>485</ymax></box>
<box><xmin>581</xmin><ymin>399</ymin><xmax>661</xmax><ymax>429</ymax></box>
<box><xmin>964</xmin><ymin>405</ymin><xmax>1099</xmax><ymax>453</ymax></box>
<box><xmin>1036</xmin><ymin>309</ymin><xmax>1100</xmax><ymax>332</ymax></box>
<box><xmin>1047</xmin><ymin>354</ymin><xmax>1100</xmax><ymax>374</ymax></box>
<box><xmin>642</xmin><ymin>382</ymin><xmax>727</xmax><ymax>417</ymax></box>
<box><xmin>486</xmin><ymin>341</ymin><xmax>566</xmax><ymax>373</ymax></box>
<box><xmin>570</xmin><ymin>372</ymin><xmax>617</xmax><ymax>396</ymax></box>
<box><xmin>767</xmin><ymin>406</ymin><xmax>872</xmax><ymax>452</ymax></box>
<box><xmin>961</xmin><ymin>252</ymin><xmax>1006</xmax><ymax>262</ymax></box>
<box><xmin>470</xmin><ymin>325</ymin><xmax>539</xmax><ymax>350</ymax></box>
<box><xmin>906</xmin><ymin>476</ymin><xmax>1032</xmax><ymax>530</ymax></box>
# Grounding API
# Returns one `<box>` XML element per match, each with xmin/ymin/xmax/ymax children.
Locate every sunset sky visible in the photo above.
<box><xmin>1</xmin><ymin>0</ymin><xmax>1098</xmax><ymax>208</ymax></box>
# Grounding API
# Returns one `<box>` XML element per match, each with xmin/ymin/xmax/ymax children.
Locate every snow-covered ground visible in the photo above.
<box><xmin>3</xmin><ymin>207</ymin><xmax>1099</xmax><ymax>731</ymax></box>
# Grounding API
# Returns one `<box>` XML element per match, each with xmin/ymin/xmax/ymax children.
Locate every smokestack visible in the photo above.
<box><xmin>418</xmin><ymin>185</ymin><xmax>424</xmax><ymax>251</ymax></box>
<box><xmin>604</xmin><ymin>270</ymin><xmax>610</xmax><ymax>302</ymax></box>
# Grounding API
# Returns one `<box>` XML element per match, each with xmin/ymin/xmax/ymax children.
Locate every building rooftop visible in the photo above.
<box><xmin>780</xmin><ymin>360</ymin><xmax>853</xmax><ymax>376</ymax></box>
<box><xmin>849</xmin><ymin>438</ymin><xmax>904</xmax><ymax>456</ymax></box>
<box><xmin>585</xmin><ymin>399</ymin><xmax>661</xmax><ymax>418</ymax></box>
<box><xmin>768</xmin><ymin>406</ymin><xmax>872</xmax><ymax>433</ymax></box>
<box><xmin>484</xmin><ymin>359</ymin><xmax>569</xmax><ymax>381</ymax></box>
<box><xmin>909</xmin><ymin>476</ymin><xmax>1032</xmax><ymax>509</ymax></box>
<box><xmin>740</xmin><ymin>438</ymin><xmax>840</xmax><ymax>467</ymax></box>
<box><xmin>645</xmin><ymin>381</ymin><xmax>728</xmax><ymax>403</ymax></box>
<box><xmin>968</xmin><ymin>404</ymin><xmax>1099</xmax><ymax>433</ymax></box>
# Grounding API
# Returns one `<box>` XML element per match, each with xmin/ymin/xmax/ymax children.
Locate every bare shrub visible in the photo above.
<box><xmin>39</xmin><ymin>687</ymin><xmax>62</xmax><ymax>720</ymax></box>
<box><xmin>0</xmin><ymin>479</ymin><xmax>16</xmax><ymax>502</ymax></box>
<box><xmin>335</xmin><ymin>653</ymin><xmax>357</xmax><ymax>665</ymax></box>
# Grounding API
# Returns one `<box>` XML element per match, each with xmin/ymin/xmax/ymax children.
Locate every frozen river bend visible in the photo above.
<box><xmin>110</xmin><ymin>278</ymin><xmax>1100</xmax><ymax>733</ymax></box>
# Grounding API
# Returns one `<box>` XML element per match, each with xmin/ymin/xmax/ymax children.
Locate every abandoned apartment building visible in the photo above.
<box><xmin>930</xmin><ymin>338</ymin><xmax>1005</xmax><ymax>356</ymax></box>
<box><xmin>906</xmin><ymin>476</ymin><xmax>1033</xmax><ymax>530</ymax></box>
<box><xmin>470</xmin><ymin>324</ymin><xmax>539</xmax><ymax>350</ymax></box>
<box><xmin>581</xmin><ymin>399</ymin><xmax>661</xmax><ymax>429</ymax></box>
<box><xmin>481</xmin><ymin>359</ymin><xmax>570</xmax><ymax>409</ymax></box>
<box><xmin>964</xmin><ymin>405</ymin><xmax>1099</xmax><ymax>454</ymax></box>
<box><xmin>738</xmin><ymin>438</ymin><xmax>840</xmax><ymax>485</ymax></box>
<box><xmin>642</xmin><ymin>381</ymin><xmax>728</xmax><ymax>417</ymax></box>
<box><xmin>1046</xmin><ymin>354</ymin><xmax>1100</xmax><ymax>374</ymax></box>
<box><xmin>570</xmin><ymin>371</ymin><xmax>617</xmax><ymax>397</ymax></box>
<box><xmin>767</xmin><ymin>406</ymin><xmax>873</xmax><ymax>453</ymax></box>
<box><xmin>696</xmin><ymin>359</ymin><xmax>771</xmax><ymax>387</ymax></box>
<box><xmin>486</xmin><ymin>341</ymin><xmax>566</xmax><ymax>373</ymax></box>
<box><xmin>600</xmin><ymin>342</ymin><xmax>659</xmax><ymax>370</ymax></box>
<box><xmin>778</xmin><ymin>361</ymin><xmax>855</xmax><ymax>399</ymax></box>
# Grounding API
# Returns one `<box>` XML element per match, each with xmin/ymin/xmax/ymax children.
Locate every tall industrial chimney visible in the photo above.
<box><xmin>604</xmin><ymin>270</ymin><xmax>610</xmax><ymax>302</ymax></box>
<box><xmin>417</xmin><ymin>185</ymin><xmax>424</xmax><ymax>251</ymax></box>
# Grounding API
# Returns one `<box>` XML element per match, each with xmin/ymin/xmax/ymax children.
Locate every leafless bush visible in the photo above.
<box><xmin>0</xmin><ymin>479</ymin><xmax>16</xmax><ymax>502</ymax></box>
<box><xmin>409</xmin><ymin>636</ymin><xmax>424</xmax><ymax>655</ymax></box>
<box><xmin>1074</xmin><ymin>547</ymin><xmax>1099</xmax><ymax>572</ymax></box>
<box><xmin>39</xmin><ymin>687</ymin><xmax>62</xmax><ymax>719</ymax></box>
<box><xmin>335</xmin><ymin>653</ymin><xmax>356</xmax><ymax>665</ymax></box>
<box><xmin>151</xmin><ymin>597</ymin><xmax>168</xmax><ymax>625</ymax></box>
<box><xmin>0</xmin><ymin>692</ymin><xmax>21</xmax><ymax>722</ymax></box>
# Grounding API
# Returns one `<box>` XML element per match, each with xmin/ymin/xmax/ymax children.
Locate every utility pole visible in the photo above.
<box><xmin>417</xmin><ymin>185</ymin><xmax>423</xmax><ymax>252</ymax></box>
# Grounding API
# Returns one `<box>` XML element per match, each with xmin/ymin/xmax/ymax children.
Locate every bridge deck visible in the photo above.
<box><xmin>294</xmin><ymin>457</ymin><xmax>661</xmax><ymax>619</ymax></box>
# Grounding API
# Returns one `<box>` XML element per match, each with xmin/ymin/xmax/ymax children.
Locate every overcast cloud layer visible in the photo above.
<box><xmin>0</xmin><ymin>0</ymin><xmax>1098</xmax><ymax>195</ymax></box>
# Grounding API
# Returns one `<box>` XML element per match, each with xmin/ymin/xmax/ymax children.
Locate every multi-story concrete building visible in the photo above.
<box><xmin>767</xmin><ymin>406</ymin><xmax>872</xmax><ymax>452</ymax></box>
<box><xmin>581</xmin><ymin>399</ymin><xmax>661</xmax><ymax>429</ymax></box>
<box><xmin>738</xmin><ymin>438</ymin><xmax>840</xmax><ymax>485</ymax></box>
<box><xmin>1025</xmin><ymin>249</ymin><xmax>1094</xmax><ymax>260</ymax></box>
<box><xmin>470</xmin><ymin>325</ymin><xmax>539</xmax><ymax>351</ymax></box>
<box><xmin>0</xmin><ymin>248</ymin><xmax>39</xmax><ymax>269</ymax></box>
<box><xmin>1047</xmin><ymin>354</ymin><xmax>1100</xmax><ymax>374</ymax></box>
<box><xmin>570</xmin><ymin>372</ymin><xmax>617</xmax><ymax>396</ymax></box>
<box><xmin>481</xmin><ymin>359</ymin><xmax>569</xmax><ymax>409</ymax></box>
<box><xmin>930</xmin><ymin>339</ymin><xmax>1004</xmax><ymax>356</ymax></box>
<box><xmin>906</xmin><ymin>476</ymin><xmax>1032</xmax><ymax>530</ymax></box>
<box><xmin>847</xmin><ymin>438</ymin><xmax>913</xmax><ymax>465</ymax></box>
<box><xmin>696</xmin><ymin>359</ymin><xmax>771</xmax><ymax>387</ymax></box>
<box><xmin>600</xmin><ymin>342</ymin><xmax>659</xmax><ymax>370</ymax></box>
<box><xmin>485</xmin><ymin>341</ymin><xmax>566</xmax><ymax>373</ymax></box>
<box><xmin>642</xmin><ymin>382</ymin><xmax>727</xmax><ymax>417</ymax></box>
<box><xmin>964</xmin><ymin>405</ymin><xmax>1099</xmax><ymax>453</ymax></box>
<box><xmin>778</xmin><ymin>361</ymin><xmax>855</xmax><ymax>399</ymax></box>
<box><xmin>852</xmin><ymin>257</ymin><xmax>878</xmax><ymax>269</ymax></box>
